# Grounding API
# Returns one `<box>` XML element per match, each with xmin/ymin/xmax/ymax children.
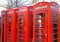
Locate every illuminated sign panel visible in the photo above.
<box><xmin>19</xmin><ymin>9</ymin><xmax>27</xmax><ymax>12</ymax></box>
<box><xmin>51</xmin><ymin>5</ymin><xmax>59</xmax><ymax>10</ymax></box>
<box><xmin>35</xmin><ymin>5</ymin><xmax>47</xmax><ymax>10</ymax></box>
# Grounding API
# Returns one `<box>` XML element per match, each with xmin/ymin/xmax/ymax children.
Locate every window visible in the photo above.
<box><xmin>35</xmin><ymin>13</ymin><xmax>45</xmax><ymax>42</ymax></box>
<box><xmin>20</xmin><ymin>14</ymin><xmax>24</xmax><ymax>28</ymax></box>
<box><xmin>53</xmin><ymin>24</ymin><xmax>58</xmax><ymax>28</ymax></box>
<box><xmin>54</xmin><ymin>39</ymin><xmax>57</xmax><ymax>42</ymax></box>
<box><xmin>36</xmin><ymin>13</ymin><xmax>45</xmax><ymax>28</ymax></box>
<box><xmin>8</xmin><ymin>16</ymin><xmax>12</xmax><ymax>42</ymax></box>
<box><xmin>20</xmin><ymin>39</ymin><xmax>24</xmax><ymax>42</ymax></box>
<box><xmin>54</xmin><ymin>34</ymin><xmax>57</xmax><ymax>38</ymax></box>
<box><xmin>53</xmin><ymin>13</ymin><xmax>58</xmax><ymax>42</ymax></box>
<box><xmin>54</xmin><ymin>29</ymin><xmax>57</xmax><ymax>33</ymax></box>
<box><xmin>19</xmin><ymin>14</ymin><xmax>24</xmax><ymax>42</ymax></box>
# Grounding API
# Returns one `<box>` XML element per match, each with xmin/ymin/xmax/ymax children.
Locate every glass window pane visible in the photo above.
<box><xmin>36</xmin><ymin>13</ymin><xmax>45</xmax><ymax>28</ymax></box>
<box><xmin>53</xmin><ymin>13</ymin><xmax>58</xmax><ymax>42</ymax></box>
<box><xmin>54</xmin><ymin>39</ymin><xmax>57</xmax><ymax>42</ymax></box>
<box><xmin>54</xmin><ymin>34</ymin><xmax>57</xmax><ymax>38</ymax></box>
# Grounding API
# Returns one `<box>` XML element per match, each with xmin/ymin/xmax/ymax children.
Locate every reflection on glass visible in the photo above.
<box><xmin>20</xmin><ymin>14</ymin><xmax>24</xmax><ymax>42</ymax></box>
<box><xmin>35</xmin><ymin>13</ymin><xmax>44</xmax><ymax>42</ymax></box>
<box><xmin>8</xmin><ymin>16</ymin><xmax>12</xmax><ymax>42</ymax></box>
<box><xmin>36</xmin><ymin>13</ymin><xmax>44</xmax><ymax>28</ymax></box>
<box><xmin>53</xmin><ymin>14</ymin><xmax>58</xmax><ymax>42</ymax></box>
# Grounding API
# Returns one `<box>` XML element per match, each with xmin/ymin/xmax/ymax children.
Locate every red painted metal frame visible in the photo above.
<box><xmin>58</xmin><ymin>6</ymin><xmax>60</xmax><ymax>42</ymax></box>
<box><xmin>28</xmin><ymin>6</ymin><xmax>34</xmax><ymax>42</ymax></box>
<box><xmin>17</xmin><ymin>6</ymin><xmax>30</xmax><ymax>42</ymax></box>
<box><xmin>33</xmin><ymin>2</ymin><xmax>60</xmax><ymax>42</ymax></box>
<box><xmin>11</xmin><ymin>9</ymin><xmax>17</xmax><ymax>42</ymax></box>
<box><xmin>0</xmin><ymin>16</ymin><xmax>2</xmax><ymax>42</ymax></box>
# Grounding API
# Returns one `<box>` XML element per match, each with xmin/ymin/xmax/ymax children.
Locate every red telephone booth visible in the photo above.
<box><xmin>17</xmin><ymin>6</ymin><xmax>31</xmax><ymax>42</ymax></box>
<box><xmin>3</xmin><ymin>9</ymin><xmax>17</xmax><ymax>42</ymax></box>
<box><xmin>1</xmin><ymin>11</ymin><xmax>6</xmax><ymax>42</ymax></box>
<box><xmin>0</xmin><ymin>16</ymin><xmax>3</xmax><ymax>42</ymax></box>
<box><xmin>33</xmin><ymin>2</ymin><xmax>59</xmax><ymax>42</ymax></box>
<box><xmin>50</xmin><ymin>2</ymin><xmax>59</xmax><ymax>42</ymax></box>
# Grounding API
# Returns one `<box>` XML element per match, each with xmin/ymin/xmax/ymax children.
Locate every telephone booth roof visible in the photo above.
<box><xmin>50</xmin><ymin>2</ymin><xmax>59</xmax><ymax>7</ymax></box>
<box><xmin>18</xmin><ymin>6</ymin><xmax>28</xmax><ymax>10</ymax></box>
<box><xmin>18</xmin><ymin>6</ymin><xmax>29</xmax><ymax>14</ymax></box>
<box><xmin>18</xmin><ymin>6</ymin><xmax>33</xmax><ymax>10</ymax></box>
<box><xmin>34</xmin><ymin>2</ymin><xmax>59</xmax><ymax>8</ymax></box>
<box><xmin>34</xmin><ymin>2</ymin><xmax>49</xmax><ymax>8</ymax></box>
<box><xmin>5</xmin><ymin>8</ymin><xmax>18</xmax><ymax>15</ymax></box>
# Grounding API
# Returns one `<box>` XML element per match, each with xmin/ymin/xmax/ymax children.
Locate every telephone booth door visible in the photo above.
<box><xmin>1</xmin><ymin>11</ymin><xmax>6</xmax><ymax>42</ymax></box>
<box><xmin>33</xmin><ymin>10</ymin><xmax>48</xmax><ymax>42</ymax></box>
<box><xmin>33</xmin><ymin>2</ymin><xmax>50</xmax><ymax>42</ymax></box>
<box><xmin>4</xmin><ymin>9</ymin><xmax>17</xmax><ymax>42</ymax></box>
<box><xmin>4</xmin><ymin>11</ymin><xmax>8</xmax><ymax>42</ymax></box>
<box><xmin>17</xmin><ymin>7</ymin><xmax>30</xmax><ymax>42</ymax></box>
<box><xmin>50</xmin><ymin>2</ymin><xmax>59</xmax><ymax>42</ymax></box>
